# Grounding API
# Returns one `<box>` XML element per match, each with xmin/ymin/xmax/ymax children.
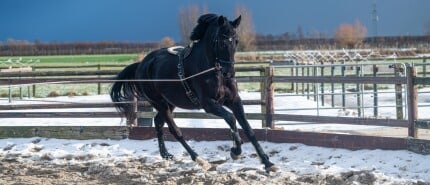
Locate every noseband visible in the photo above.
<box><xmin>213</xmin><ymin>29</ymin><xmax>236</xmax><ymax>78</ymax></box>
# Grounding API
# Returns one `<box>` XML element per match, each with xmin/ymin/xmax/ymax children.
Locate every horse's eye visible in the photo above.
<box><xmin>228</xmin><ymin>37</ymin><xmax>233</xmax><ymax>42</ymax></box>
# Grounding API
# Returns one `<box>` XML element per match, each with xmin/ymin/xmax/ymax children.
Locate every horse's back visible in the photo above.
<box><xmin>138</xmin><ymin>48</ymin><xmax>179</xmax><ymax>79</ymax></box>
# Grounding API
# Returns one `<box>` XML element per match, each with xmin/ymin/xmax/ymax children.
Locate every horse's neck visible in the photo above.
<box><xmin>191</xmin><ymin>41</ymin><xmax>216</xmax><ymax>69</ymax></box>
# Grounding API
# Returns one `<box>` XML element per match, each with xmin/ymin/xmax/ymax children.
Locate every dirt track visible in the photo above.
<box><xmin>1</xmin><ymin>155</ymin><xmax>428</xmax><ymax>185</ymax></box>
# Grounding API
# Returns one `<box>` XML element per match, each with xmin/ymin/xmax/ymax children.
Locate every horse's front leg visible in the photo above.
<box><xmin>203</xmin><ymin>99</ymin><xmax>243</xmax><ymax>160</ymax></box>
<box><xmin>227</xmin><ymin>97</ymin><xmax>278</xmax><ymax>172</ymax></box>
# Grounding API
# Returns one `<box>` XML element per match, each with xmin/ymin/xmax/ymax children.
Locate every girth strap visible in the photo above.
<box><xmin>177</xmin><ymin>48</ymin><xmax>201</xmax><ymax>107</ymax></box>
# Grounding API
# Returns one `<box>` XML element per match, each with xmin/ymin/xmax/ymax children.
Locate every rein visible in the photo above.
<box><xmin>0</xmin><ymin>67</ymin><xmax>217</xmax><ymax>90</ymax></box>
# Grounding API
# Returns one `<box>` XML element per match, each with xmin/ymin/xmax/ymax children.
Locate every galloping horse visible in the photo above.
<box><xmin>110</xmin><ymin>14</ymin><xmax>277</xmax><ymax>172</ymax></box>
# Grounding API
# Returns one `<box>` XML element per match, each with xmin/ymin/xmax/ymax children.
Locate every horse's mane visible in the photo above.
<box><xmin>190</xmin><ymin>14</ymin><xmax>219</xmax><ymax>41</ymax></box>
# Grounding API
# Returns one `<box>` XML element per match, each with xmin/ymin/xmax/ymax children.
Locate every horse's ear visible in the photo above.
<box><xmin>217</xmin><ymin>16</ymin><xmax>226</xmax><ymax>26</ymax></box>
<box><xmin>231</xmin><ymin>15</ymin><xmax>241</xmax><ymax>28</ymax></box>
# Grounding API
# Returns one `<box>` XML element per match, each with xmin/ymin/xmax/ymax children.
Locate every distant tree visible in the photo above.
<box><xmin>426</xmin><ymin>21</ymin><xmax>430</xmax><ymax>35</ymax></box>
<box><xmin>160</xmin><ymin>37</ymin><xmax>175</xmax><ymax>48</ymax></box>
<box><xmin>334</xmin><ymin>20</ymin><xmax>367</xmax><ymax>48</ymax></box>
<box><xmin>297</xmin><ymin>26</ymin><xmax>304</xmax><ymax>40</ymax></box>
<box><xmin>353</xmin><ymin>20</ymin><xmax>367</xmax><ymax>44</ymax></box>
<box><xmin>178</xmin><ymin>5</ymin><xmax>208</xmax><ymax>44</ymax></box>
<box><xmin>235</xmin><ymin>5</ymin><xmax>256</xmax><ymax>51</ymax></box>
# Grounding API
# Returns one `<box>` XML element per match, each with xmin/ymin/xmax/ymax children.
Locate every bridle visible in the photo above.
<box><xmin>212</xmin><ymin>28</ymin><xmax>237</xmax><ymax>78</ymax></box>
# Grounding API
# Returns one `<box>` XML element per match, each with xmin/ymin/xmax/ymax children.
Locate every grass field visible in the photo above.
<box><xmin>0</xmin><ymin>54</ymin><xmax>139</xmax><ymax>66</ymax></box>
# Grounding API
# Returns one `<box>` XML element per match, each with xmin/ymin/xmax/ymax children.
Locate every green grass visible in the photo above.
<box><xmin>0</xmin><ymin>54</ymin><xmax>138</xmax><ymax>66</ymax></box>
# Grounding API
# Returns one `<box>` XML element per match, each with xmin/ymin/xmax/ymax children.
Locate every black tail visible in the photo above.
<box><xmin>110</xmin><ymin>62</ymin><xmax>140</xmax><ymax>123</ymax></box>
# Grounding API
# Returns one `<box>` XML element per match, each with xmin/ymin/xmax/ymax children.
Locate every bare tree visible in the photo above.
<box><xmin>334</xmin><ymin>20</ymin><xmax>367</xmax><ymax>48</ymax></box>
<box><xmin>178</xmin><ymin>5</ymin><xmax>208</xmax><ymax>44</ymax></box>
<box><xmin>426</xmin><ymin>21</ymin><xmax>430</xmax><ymax>35</ymax></box>
<box><xmin>160</xmin><ymin>37</ymin><xmax>175</xmax><ymax>48</ymax></box>
<box><xmin>353</xmin><ymin>20</ymin><xmax>367</xmax><ymax>46</ymax></box>
<box><xmin>235</xmin><ymin>5</ymin><xmax>256</xmax><ymax>51</ymax></box>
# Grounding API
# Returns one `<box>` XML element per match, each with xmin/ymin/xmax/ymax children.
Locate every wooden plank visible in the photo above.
<box><xmin>235</xmin><ymin>76</ymin><xmax>264</xmax><ymax>83</ymax></box>
<box><xmin>414</xmin><ymin>77</ymin><xmax>430</xmax><ymax>85</ymax></box>
<box><xmin>0</xmin><ymin>112</ymin><xmax>122</xmax><ymax>118</ymax></box>
<box><xmin>0</xmin><ymin>111</ymin><xmax>407</xmax><ymax>128</ymax></box>
<box><xmin>0</xmin><ymin>102</ymin><xmax>151</xmax><ymax>110</ymax></box>
<box><xmin>32</xmin><ymin>64</ymin><xmax>127</xmax><ymax>69</ymax></box>
<box><xmin>0</xmin><ymin>67</ymin><xmax>32</xmax><ymax>72</ymax></box>
<box><xmin>407</xmin><ymin>138</ymin><xmax>430</xmax><ymax>155</ymax></box>
<box><xmin>0</xmin><ymin>70</ymin><xmax>121</xmax><ymax>77</ymax></box>
<box><xmin>1</xmin><ymin>76</ymin><xmax>269</xmax><ymax>85</ymax></box>
<box><xmin>0</xmin><ymin>77</ymin><xmax>114</xmax><ymax>85</ymax></box>
<box><xmin>0</xmin><ymin>100</ymin><xmax>260</xmax><ymax>111</ymax></box>
<box><xmin>416</xmin><ymin>120</ymin><xmax>430</xmax><ymax>129</ymax></box>
<box><xmin>138</xmin><ymin>112</ymin><xmax>407</xmax><ymax>127</ymax></box>
<box><xmin>273</xmin><ymin>76</ymin><xmax>407</xmax><ymax>84</ymax></box>
<box><xmin>273</xmin><ymin>114</ymin><xmax>408</xmax><ymax>127</ymax></box>
<box><xmin>138</xmin><ymin>112</ymin><xmax>265</xmax><ymax>120</ymax></box>
<box><xmin>0</xmin><ymin>126</ymin><xmax>128</xmax><ymax>139</ymax></box>
<box><xmin>267</xmin><ymin>129</ymin><xmax>408</xmax><ymax>150</ymax></box>
<box><xmin>129</xmin><ymin>127</ymin><xmax>409</xmax><ymax>151</ymax></box>
<box><xmin>1</xmin><ymin>66</ymin><xmax>263</xmax><ymax>78</ymax></box>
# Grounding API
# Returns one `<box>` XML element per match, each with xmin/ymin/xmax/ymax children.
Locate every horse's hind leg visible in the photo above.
<box><xmin>162</xmin><ymin>108</ymin><xmax>211</xmax><ymax>170</ymax></box>
<box><xmin>154</xmin><ymin>113</ymin><xmax>174</xmax><ymax>160</ymax></box>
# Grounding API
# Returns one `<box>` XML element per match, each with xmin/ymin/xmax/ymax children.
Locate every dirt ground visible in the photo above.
<box><xmin>1</xmin><ymin>155</ymin><xmax>428</xmax><ymax>185</ymax></box>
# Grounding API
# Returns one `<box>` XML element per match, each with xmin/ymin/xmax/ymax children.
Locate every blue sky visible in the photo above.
<box><xmin>0</xmin><ymin>0</ymin><xmax>428</xmax><ymax>42</ymax></box>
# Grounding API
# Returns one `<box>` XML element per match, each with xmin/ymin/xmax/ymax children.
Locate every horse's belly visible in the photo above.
<box><xmin>158</xmin><ymin>83</ymin><xmax>199</xmax><ymax>109</ymax></box>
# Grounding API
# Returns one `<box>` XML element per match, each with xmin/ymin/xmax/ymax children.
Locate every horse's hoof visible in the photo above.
<box><xmin>195</xmin><ymin>157</ymin><xmax>212</xmax><ymax>171</ymax></box>
<box><xmin>230</xmin><ymin>151</ymin><xmax>240</xmax><ymax>160</ymax></box>
<box><xmin>230</xmin><ymin>147</ymin><xmax>241</xmax><ymax>160</ymax></box>
<box><xmin>265</xmin><ymin>165</ymin><xmax>279</xmax><ymax>173</ymax></box>
<box><xmin>161</xmin><ymin>153</ymin><xmax>174</xmax><ymax>160</ymax></box>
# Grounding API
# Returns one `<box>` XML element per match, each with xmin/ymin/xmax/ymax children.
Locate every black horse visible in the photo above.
<box><xmin>110</xmin><ymin>14</ymin><xmax>277</xmax><ymax>172</ymax></box>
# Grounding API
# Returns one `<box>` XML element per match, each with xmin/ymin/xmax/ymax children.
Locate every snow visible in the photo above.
<box><xmin>1</xmin><ymin>89</ymin><xmax>430</xmax><ymax>183</ymax></box>
<box><xmin>0</xmin><ymin>137</ymin><xmax>429</xmax><ymax>183</ymax></box>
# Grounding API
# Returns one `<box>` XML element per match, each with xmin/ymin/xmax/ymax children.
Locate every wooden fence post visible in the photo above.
<box><xmin>306</xmin><ymin>65</ymin><xmax>310</xmax><ymax>100</ymax></box>
<box><xmin>264</xmin><ymin>67</ymin><xmax>275</xmax><ymax>129</ymax></box>
<box><xmin>32</xmin><ymin>67</ymin><xmax>36</xmax><ymax>97</ymax></box>
<box><xmin>424</xmin><ymin>58</ymin><xmax>427</xmax><ymax>87</ymax></box>
<box><xmin>290</xmin><ymin>67</ymin><xmax>294</xmax><ymax>91</ymax></box>
<box><xmin>341</xmin><ymin>62</ymin><xmax>346</xmax><ymax>110</ymax></box>
<box><xmin>356</xmin><ymin>66</ymin><xmax>362</xmax><ymax>117</ymax></box>
<box><xmin>394</xmin><ymin>64</ymin><xmax>404</xmax><ymax>120</ymax></box>
<box><xmin>407</xmin><ymin>66</ymin><xmax>418</xmax><ymax>138</ymax></box>
<box><xmin>97</xmin><ymin>64</ymin><xmax>102</xmax><ymax>95</ymax></box>
<box><xmin>373</xmin><ymin>64</ymin><xmax>378</xmax><ymax>117</ymax></box>
<box><xmin>260</xmin><ymin>69</ymin><xmax>267</xmax><ymax>127</ymax></box>
<box><xmin>330</xmin><ymin>61</ymin><xmax>335</xmax><ymax>107</ymax></box>
<box><xmin>301</xmin><ymin>66</ymin><xmax>305</xmax><ymax>95</ymax></box>
<box><xmin>320</xmin><ymin>65</ymin><xmax>325</xmax><ymax>106</ymax></box>
<box><xmin>133</xmin><ymin>97</ymin><xmax>153</xmax><ymax>127</ymax></box>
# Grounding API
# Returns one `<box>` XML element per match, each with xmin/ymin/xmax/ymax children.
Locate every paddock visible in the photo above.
<box><xmin>1</xmin><ymin>59</ymin><xmax>430</xmax><ymax>184</ymax></box>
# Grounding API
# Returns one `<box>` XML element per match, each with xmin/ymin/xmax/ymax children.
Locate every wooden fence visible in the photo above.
<box><xmin>1</xmin><ymin>63</ymin><xmax>430</xmax><ymax>154</ymax></box>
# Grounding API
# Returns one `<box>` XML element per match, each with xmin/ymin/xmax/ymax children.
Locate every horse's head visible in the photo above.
<box><xmin>190</xmin><ymin>14</ymin><xmax>241</xmax><ymax>77</ymax></box>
